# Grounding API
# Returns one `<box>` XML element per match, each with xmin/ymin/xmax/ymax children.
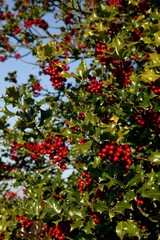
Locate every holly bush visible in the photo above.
<box><xmin>0</xmin><ymin>0</ymin><xmax>160</xmax><ymax>239</ymax></box>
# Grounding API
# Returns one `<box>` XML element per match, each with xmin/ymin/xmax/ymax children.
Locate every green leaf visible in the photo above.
<box><xmin>2</xmin><ymin>107</ymin><xmax>15</xmax><ymax>117</ymax></box>
<box><xmin>141</xmin><ymin>187</ymin><xmax>160</xmax><ymax>201</ymax></box>
<box><xmin>72</xmin><ymin>141</ymin><xmax>92</xmax><ymax>154</ymax></box>
<box><xmin>70</xmin><ymin>220</ymin><xmax>84</xmax><ymax>231</ymax></box>
<box><xmin>6</xmin><ymin>86</ymin><xmax>20</xmax><ymax>101</ymax></box>
<box><xmin>39</xmin><ymin>108</ymin><xmax>52</xmax><ymax>126</ymax></box>
<box><xmin>148</xmin><ymin>150</ymin><xmax>160</xmax><ymax>164</ymax></box>
<box><xmin>84</xmin><ymin>112</ymin><xmax>98</xmax><ymax>126</ymax></box>
<box><xmin>141</xmin><ymin>69</ymin><xmax>160</xmax><ymax>82</ymax></box>
<box><xmin>76</xmin><ymin>59</ymin><xmax>88</xmax><ymax>79</ymax></box>
<box><xmin>112</xmin><ymin>37</ymin><xmax>124</xmax><ymax>55</ymax></box>
<box><xmin>154</xmin><ymin>31</ymin><xmax>160</xmax><ymax>46</ymax></box>
<box><xmin>83</xmin><ymin>219</ymin><xmax>95</xmax><ymax>234</ymax></box>
<box><xmin>45</xmin><ymin>197</ymin><xmax>62</xmax><ymax>214</ymax></box>
<box><xmin>61</xmin><ymin>71</ymin><xmax>72</xmax><ymax>78</ymax></box>
<box><xmin>113</xmin><ymin>198</ymin><xmax>133</xmax><ymax>215</ymax></box>
<box><xmin>150</xmin><ymin>52</ymin><xmax>160</xmax><ymax>67</ymax></box>
<box><xmin>116</xmin><ymin>220</ymin><xmax>140</xmax><ymax>239</ymax></box>
<box><xmin>127</xmin><ymin>174</ymin><xmax>142</xmax><ymax>187</ymax></box>
<box><xmin>139</xmin><ymin>91</ymin><xmax>155</xmax><ymax>108</ymax></box>
<box><xmin>92</xmin><ymin>156</ymin><xmax>101</xmax><ymax>168</ymax></box>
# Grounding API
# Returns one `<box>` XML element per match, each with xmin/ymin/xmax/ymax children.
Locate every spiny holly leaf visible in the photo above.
<box><xmin>44</xmin><ymin>197</ymin><xmax>62</xmax><ymax>214</ymax></box>
<box><xmin>148</xmin><ymin>150</ymin><xmax>160</xmax><ymax>164</ymax></box>
<box><xmin>127</xmin><ymin>173</ymin><xmax>143</xmax><ymax>187</ymax></box>
<box><xmin>111</xmin><ymin>197</ymin><xmax>133</xmax><ymax>216</ymax></box>
<box><xmin>76</xmin><ymin>59</ymin><xmax>88</xmax><ymax>79</ymax></box>
<box><xmin>72</xmin><ymin>141</ymin><xmax>92</xmax><ymax>154</ymax></box>
<box><xmin>154</xmin><ymin>31</ymin><xmax>160</xmax><ymax>46</ymax></box>
<box><xmin>112</xmin><ymin>36</ymin><xmax>124</xmax><ymax>55</ymax></box>
<box><xmin>141</xmin><ymin>69</ymin><xmax>160</xmax><ymax>82</ymax></box>
<box><xmin>116</xmin><ymin>220</ymin><xmax>140</xmax><ymax>240</ymax></box>
<box><xmin>70</xmin><ymin>220</ymin><xmax>84</xmax><ymax>232</ymax></box>
<box><xmin>92</xmin><ymin>156</ymin><xmax>101</xmax><ymax>168</ymax></box>
<box><xmin>141</xmin><ymin>187</ymin><xmax>160</xmax><ymax>201</ymax></box>
<box><xmin>150</xmin><ymin>52</ymin><xmax>160</xmax><ymax>67</ymax></box>
<box><xmin>83</xmin><ymin>219</ymin><xmax>95</xmax><ymax>234</ymax></box>
<box><xmin>39</xmin><ymin>108</ymin><xmax>52</xmax><ymax>126</ymax></box>
<box><xmin>84</xmin><ymin>112</ymin><xmax>98</xmax><ymax>126</ymax></box>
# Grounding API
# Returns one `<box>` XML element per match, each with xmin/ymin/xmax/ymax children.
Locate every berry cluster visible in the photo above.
<box><xmin>16</xmin><ymin>215</ymin><xmax>34</xmax><ymax>230</ymax></box>
<box><xmin>12</xmin><ymin>26</ymin><xmax>22</xmax><ymax>36</ymax></box>
<box><xmin>111</xmin><ymin>59</ymin><xmax>132</xmax><ymax>87</ymax></box>
<box><xmin>10</xmin><ymin>136</ymin><xmax>68</xmax><ymax>170</ymax></box>
<box><xmin>106</xmin><ymin>0</ymin><xmax>122</xmax><ymax>8</ymax></box>
<box><xmin>134</xmin><ymin>109</ymin><xmax>160</xmax><ymax>132</ymax></box>
<box><xmin>88</xmin><ymin>206</ymin><xmax>101</xmax><ymax>224</ymax></box>
<box><xmin>87</xmin><ymin>75</ymin><xmax>103</xmax><ymax>96</ymax></box>
<box><xmin>24</xmin><ymin>18</ymin><xmax>48</xmax><ymax>29</ymax></box>
<box><xmin>0</xmin><ymin>11</ymin><xmax>6</xmax><ymax>20</ymax></box>
<box><xmin>0</xmin><ymin>55</ymin><xmax>7</xmax><ymax>62</ymax></box>
<box><xmin>78</xmin><ymin>112</ymin><xmax>85</xmax><ymax>120</ymax></box>
<box><xmin>77</xmin><ymin>172</ymin><xmax>92</xmax><ymax>194</ymax></box>
<box><xmin>136</xmin><ymin>0</ymin><xmax>152</xmax><ymax>14</ymax></box>
<box><xmin>99</xmin><ymin>110</ymin><xmax>113</xmax><ymax>124</ymax></box>
<box><xmin>32</xmin><ymin>82</ymin><xmax>43</xmax><ymax>96</ymax></box>
<box><xmin>43</xmin><ymin>59</ymin><xmax>70</xmax><ymax>87</ymax></box>
<box><xmin>5</xmin><ymin>191</ymin><xmax>17</xmax><ymax>200</ymax></box>
<box><xmin>1</xmin><ymin>162</ymin><xmax>14</xmax><ymax>171</ymax></box>
<box><xmin>130</xmin><ymin>29</ymin><xmax>142</xmax><ymax>42</ymax></box>
<box><xmin>78</xmin><ymin>138</ymin><xmax>85</xmax><ymax>144</ymax></box>
<box><xmin>136</xmin><ymin>199</ymin><xmax>144</xmax><ymax>205</ymax></box>
<box><xmin>93</xmin><ymin>213</ymin><xmax>101</xmax><ymax>224</ymax></box>
<box><xmin>98</xmin><ymin>141</ymin><xmax>132</xmax><ymax>169</ymax></box>
<box><xmin>47</xmin><ymin>222</ymin><xmax>70</xmax><ymax>240</ymax></box>
<box><xmin>64</xmin><ymin>12</ymin><xmax>73</xmax><ymax>25</ymax></box>
<box><xmin>95</xmin><ymin>43</ymin><xmax>111</xmax><ymax>65</ymax></box>
<box><xmin>148</xmin><ymin>79</ymin><xmax>160</xmax><ymax>95</ymax></box>
<box><xmin>108</xmin><ymin>21</ymin><xmax>122</xmax><ymax>36</ymax></box>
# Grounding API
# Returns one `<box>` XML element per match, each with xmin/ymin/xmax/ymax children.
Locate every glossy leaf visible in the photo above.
<box><xmin>116</xmin><ymin>220</ymin><xmax>140</xmax><ymax>240</ymax></box>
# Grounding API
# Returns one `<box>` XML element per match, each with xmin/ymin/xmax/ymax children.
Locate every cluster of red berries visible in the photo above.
<box><xmin>10</xmin><ymin>136</ymin><xmax>68</xmax><ymax>170</ymax></box>
<box><xmin>46</xmin><ymin>222</ymin><xmax>70</xmax><ymax>240</ymax></box>
<box><xmin>24</xmin><ymin>18</ymin><xmax>48</xmax><ymax>29</ymax></box>
<box><xmin>130</xmin><ymin>29</ymin><xmax>142</xmax><ymax>42</ymax></box>
<box><xmin>106</xmin><ymin>0</ymin><xmax>122</xmax><ymax>8</ymax></box>
<box><xmin>95</xmin><ymin>43</ymin><xmax>111</xmax><ymax>65</ymax></box>
<box><xmin>32</xmin><ymin>82</ymin><xmax>43</xmax><ymax>96</ymax></box>
<box><xmin>97</xmin><ymin>141</ymin><xmax>132</xmax><ymax>169</ymax></box>
<box><xmin>0</xmin><ymin>233</ymin><xmax>4</xmax><ymax>240</ymax></box>
<box><xmin>0</xmin><ymin>55</ymin><xmax>7</xmax><ymax>62</ymax></box>
<box><xmin>77</xmin><ymin>172</ymin><xmax>92</xmax><ymax>194</ymax></box>
<box><xmin>16</xmin><ymin>215</ymin><xmax>34</xmax><ymax>229</ymax></box>
<box><xmin>88</xmin><ymin>206</ymin><xmax>101</xmax><ymax>224</ymax></box>
<box><xmin>111</xmin><ymin>59</ymin><xmax>132</xmax><ymax>87</ymax></box>
<box><xmin>108</xmin><ymin>21</ymin><xmax>122</xmax><ymax>36</ymax></box>
<box><xmin>136</xmin><ymin>0</ymin><xmax>152</xmax><ymax>14</ymax></box>
<box><xmin>78</xmin><ymin>112</ymin><xmax>85</xmax><ymax>120</ymax></box>
<box><xmin>78</xmin><ymin>138</ymin><xmax>85</xmax><ymax>144</ymax></box>
<box><xmin>99</xmin><ymin>110</ymin><xmax>113</xmax><ymax>123</ymax></box>
<box><xmin>64</xmin><ymin>12</ymin><xmax>73</xmax><ymax>25</ymax></box>
<box><xmin>1</xmin><ymin>163</ymin><xmax>14</xmax><ymax>171</ymax></box>
<box><xmin>136</xmin><ymin>199</ymin><xmax>144</xmax><ymax>205</ymax></box>
<box><xmin>0</xmin><ymin>11</ymin><xmax>6</xmax><ymax>20</ymax></box>
<box><xmin>134</xmin><ymin>109</ymin><xmax>160</xmax><ymax>132</ymax></box>
<box><xmin>43</xmin><ymin>59</ymin><xmax>70</xmax><ymax>88</ymax></box>
<box><xmin>87</xmin><ymin>75</ymin><xmax>103</xmax><ymax>96</ymax></box>
<box><xmin>12</xmin><ymin>26</ymin><xmax>22</xmax><ymax>36</ymax></box>
<box><xmin>148</xmin><ymin>79</ymin><xmax>160</xmax><ymax>95</ymax></box>
<box><xmin>5</xmin><ymin>190</ymin><xmax>17</xmax><ymax>200</ymax></box>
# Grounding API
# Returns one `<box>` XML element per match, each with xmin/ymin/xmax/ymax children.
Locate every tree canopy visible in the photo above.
<box><xmin>0</xmin><ymin>0</ymin><xmax>160</xmax><ymax>239</ymax></box>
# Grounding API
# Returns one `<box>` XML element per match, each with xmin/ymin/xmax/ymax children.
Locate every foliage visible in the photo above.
<box><xmin>0</xmin><ymin>0</ymin><xmax>160</xmax><ymax>239</ymax></box>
